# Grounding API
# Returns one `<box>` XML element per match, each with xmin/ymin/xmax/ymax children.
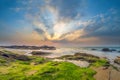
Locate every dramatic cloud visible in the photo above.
<box><xmin>0</xmin><ymin>0</ymin><xmax>120</xmax><ymax>46</ymax></box>
<box><xmin>82</xmin><ymin>9</ymin><xmax>120</xmax><ymax>38</ymax></box>
<box><xmin>18</xmin><ymin>0</ymin><xmax>86</xmax><ymax>41</ymax></box>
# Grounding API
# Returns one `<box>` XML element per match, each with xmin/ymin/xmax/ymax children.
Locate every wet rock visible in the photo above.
<box><xmin>91</xmin><ymin>48</ymin><xmax>97</xmax><ymax>50</ymax></box>
<box><xmin>40</xmin><ymin>45</ymin><xmax>56</xmax><ymax>50</ymax></box>
<box><xmin>118</xmin><ymin>51</ymin><xmax>120</xmax><ymax>53</ymax></box>
<box><xmin>110</xmin><ymin>49</ymin><xmax>116</xmax><ymax>51</ymax></box>
<box><xmin>0</xmin><ymin>51</ymin><xmax>31</xmax><ymax>61</ymax></box>
<box><xmin>31</xmin><ymin>51</ymin><xmax>51</xmax><ymax>56</ymax></box>
<box><xmin>102</xmin><ymin>48</ymin><xmax>111</xmax><ymax>52</ymax></box>
<box><xmin>1</xmin><ymin>45</ymin><xmax>56</xmax><ymax>50</ymax></box>
<box><xmin>15</xmin><ymin>55</ymin><xmax>31</xmax><ymax>61</ymax></box>
<box><xmin>57</xmin><ymin>53</ymin><xmax>100</xmax><ymax>63</ymax></box>
<box><xmin>74</xmin><ymin>53</ymin><xmax>99</xmax><ymax>58</ymax></box>
<box><xmin>114</xmin><ymin>57</ymin><xmax>120</xmax><ymax>65</ymax></box>
<box><xmin>103</xmin><ymin>62</ymin><xmax>110</xmax><ymax>69</ymax></box>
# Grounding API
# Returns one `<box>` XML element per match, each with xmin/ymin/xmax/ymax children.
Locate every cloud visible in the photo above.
<box><xmin>82</xmin><ymin>9</ymin><xmax>120</xmax><ymax>38</ymax></box>
<box><xmin>18</xmin><ymin>0</ymin><xmax>86</xmax><ymax>41</ymax></box>
<box><xmin>49</xmin><ymin>0</ymin><xmax>85</xmax><ymax>19</ymax></box>
<box><xmin>49</xmin><ymin>8</ymin><xmax>120</xmax><ymax>45</ymax></box>
<box><xmin>7</xmin><ymin>0</ymin><xmax>120</xmax><ymax>45</ymax></box>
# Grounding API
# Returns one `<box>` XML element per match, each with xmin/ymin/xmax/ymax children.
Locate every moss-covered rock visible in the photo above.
<box><xmin>0</xmin><ymin>50</ymin><xmax>96</xmax><ymax>80</ymax></box>
<box><xmin>0</xmin><ymin>61</ymin><xmax>96</xmax><ymax>80</ymax></box>
<box><xmin>0</xmin><ymin>51</ymin><xmax>31</xmax><ymax>61</ymax></box>
<box><xmin>57</xmin><ymin>53</ymin><xmax>100</xmax><ymax>63</ymax></box>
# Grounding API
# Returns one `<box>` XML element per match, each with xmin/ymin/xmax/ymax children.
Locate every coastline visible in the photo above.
<box><xmin>0</xmin><ymin>47</ymin><xmax>120</xmax><ymax>80</ymax></box>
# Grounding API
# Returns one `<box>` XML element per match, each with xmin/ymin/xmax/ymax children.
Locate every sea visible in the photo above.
<box><xmin>5</xmin><ymin>47</ymin><xmax>120</xmax><ymax>63</ymax></box>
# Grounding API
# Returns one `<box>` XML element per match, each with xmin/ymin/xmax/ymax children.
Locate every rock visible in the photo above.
<box><xmin>94</xmin><ymin>66</ymin><xmax>120</xmax><ymax>80</ymax></box>
<box><xmin>0</xmin><ymin>51</ymin><xmax>31</xmax><ymax>61</ymax></box>
<box><xmin>40</xmin><ymin>45</ymin><xmax>56</xmax><ymax>50</ymax></box>
<box><xmin>102</xmin><ymin>48</ymin><xmax>111</xmax><ymax>52</ymax></box>
<box><xmin>117</xmin><ymin>56</ymin><xmax>120</xmax><ymax>58</ymax></box>
<box><xmin>91</xmin><ymin>48</ymin><xmax>97</xmax><ymax>50</ymax></box>
<box><xmin>118</xmin><ymin>51</ymin><xmax>120</xmax><ymax>53</ymax></box>
<box><xmin>114</xmin><ymin>57</ymin><xmax>120</xmax><ymax>65</ymax></box>
<box><xmin>15</xmin><ymin>55</ymin><xmax>31</xmax><ymax>61</ymax></box>
<box><xmin>31</xmin><ymin>51</ymin><xmax>51</xmax><ymax>55</ymax></box>
<box><xmin>111</xmin><ymin>49</ymin><xmax>116</xmax><ymax>51</ymax></box>
<box><xmin>74</xmin><ymin>53</ymin><xmax>99</xmax><ymax>58</ymax></box>
<box><xmin>103</xmin><ymin>61</ymin><xmax>110</xmax><ymax>68</ymax></box>
<box><xmin>57</xmin><ymin>53</ymin><xmax>100</xmax><ymax>63</ymax></box>
<box><xmin>1</xmin><ymin>45</ymin><xmax>56</xmax><ymax>50</ymax></box>
<box><xmin>102</xmin><ymin>48</ymin><xmax>116</xmax><ymax>52</ymax></box>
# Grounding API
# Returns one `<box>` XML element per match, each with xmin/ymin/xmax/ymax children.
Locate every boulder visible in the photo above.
<box><xmin>114</xmin><ymin>57</ymin><xmax>120</xmax><ymax>65</ymax></box>
<box><xmin>102</xmin><ymin>48</ymin><xmax>111</xmax><ymax>52</ymax></box>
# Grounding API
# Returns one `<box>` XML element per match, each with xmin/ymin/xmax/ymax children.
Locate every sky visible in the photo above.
<box><xmin>0</xmin><ymin>0</ymin><xmax>120</xmax><ymax>47</ymax></box>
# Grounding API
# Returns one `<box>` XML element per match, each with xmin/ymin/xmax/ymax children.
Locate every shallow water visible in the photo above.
<box><xmin>53</xmin><ymin>59</ymin><xmax>90</xmax><ymax>67</ymax></box>
<box><xmin>5</xmin><ymin>47</ymin><xmax>120</xmax><ymax>66</ymax></box>
<box><xmin>45</xmin><ymin>47</ymin><xmax>120</xmax><ymax>60</ymax></box>
<box><xmin>3</xmin><ymin>47</ymin><xmax>120</xmax><ymax>68</ymax></box>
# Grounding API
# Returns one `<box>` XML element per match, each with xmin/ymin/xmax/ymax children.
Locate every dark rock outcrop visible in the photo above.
<box><xmin>110</xmin><ymin>49</ymin><xmax>116</xmax><ymax>51</ymax></box>
<box><xmin>0</xmin><ymin>51</ymin><xmax>31</xmax><ymax>61</ymax></box>
<box><xmin>31</xmin><ymin>51</ymin><xmax>51</xmax><ymax>56</ymax></box>
<box><xmin>91</xmin><ymin>48</ymin><xmax>97</xmax><ymax>50</ymax></box>
<box><xmin>102</xmin><ymin>48</ymin><xmax>117</xmax><ymax>52</ymax></box>
<box><xmin>0</xmin><ymin>45</ymin><xmax>56</xmax><ymax>50</ymax></box>
<box><xmin>102</xmin><ymin>48</ymin><xmax>111</xmax><ymax>52</ymax></box>
<box><xmin>40</xmin><ymin>45</ymin><xmax>56</xmax><ymax>50</ymax></box>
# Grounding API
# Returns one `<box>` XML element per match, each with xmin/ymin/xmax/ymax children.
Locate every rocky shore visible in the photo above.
<box><xmin>91</xmin><ymin>48</ymin><xmax>119</xmax><ymax>52</ymax></box>
<box><xmin>0</xmin><ymin>45</ymin><xmax>56</xmax><ymax>50</ymax></box>
<box><xmin>0</xmin><ymin>50</ymin><xmax>31</xmax><ymax>61</ymax></box>
<box><xmin>0</xmin><ymin>48</ymin><xmax>120</xmax><ymax>80</ymax></box>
